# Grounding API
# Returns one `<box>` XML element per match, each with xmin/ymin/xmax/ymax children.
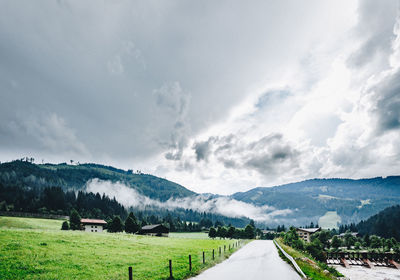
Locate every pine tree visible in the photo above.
<box><xmin>108</xmin><ymin>216</ymin><xmax>124</xmax><ymax>233</ymax></box>
<box><xmin>125</xmin><ymin>212</ymin><xmax>139</xmax><ymax>234</ymax></box>
<box><xmin>208</xmin><ymin>227</ymin><xmax>217</xmax><ymax>239</ymax></box>
<box><xmin>69</xmin><ymin>209</ymin><xmax>81</xmax><ymax>230</ymax></box>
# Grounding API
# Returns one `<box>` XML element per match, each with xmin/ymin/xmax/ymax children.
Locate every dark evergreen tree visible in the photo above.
<box><xmin>125</xmin><ymin>212</ymin><xmax>139</xmax><ymax>234</ymax></box>
<box><xmin>227</xmin><ymin>226</ymin><xmax>236</xmax><ymax>239</ymax></box>
<box><xmin>69</xmin><ymin>209</ymin><xmax>81</xmax><ymax>230</ymax></box>
<box><xmin>244</xmin><ymin>224</ymin><xmax>255</xmax><ymax>239</ymax></box>
<box><xmin>108</xmin><ymin>216</ymin><xmax>124</xmax><ymax>233</ymax></box>
<box><xmin>208</xmin><ymin>227</ymin><xmax>217</xmax><ymax>239</ymax></box>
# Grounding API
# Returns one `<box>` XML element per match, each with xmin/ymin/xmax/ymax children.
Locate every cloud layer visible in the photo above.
<box><xmin>86</xmin><ymin>179</ymin><xmax>292</xmax><ymax>223</ymax></box>
<box><xmin>1</xmin><ymin>1</ymin><xmax>400</xmax><ymax>195</ymax></box>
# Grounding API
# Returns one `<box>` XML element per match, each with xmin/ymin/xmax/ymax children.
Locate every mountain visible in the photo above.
<box><xmin>232</xmin><ymin>177</ymin><xmax>400</xmax><ymax>227</ymax></box>
<box><xmin>2</xmin><ymin>160</ymin><xmax>400</xmax><ymax>228</ymax></box>
<box><xmin>0</xmin><ymin>160</ymin><xmax>252</xmax><ymax>227</ymax></box>
<box><xmin>0</xmin><ymin>160</ymin><xmax>195</xmax><ymax>201</ymax></box>
<box><xmin>356</xmin><ymin>204</ymin><xmax>400</xmax><ymax>240</ymax></box>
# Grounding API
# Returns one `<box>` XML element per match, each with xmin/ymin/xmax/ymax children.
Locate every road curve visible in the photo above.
<box><xmin>191</xmin><ymin>240</ymin><xmax>301</xmax><ymax>280</ymax></box>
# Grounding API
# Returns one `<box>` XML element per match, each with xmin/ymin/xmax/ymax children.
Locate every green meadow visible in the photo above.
<box><xmin>0</xmin><ymin>216</ymin><xmax>240</xmax><ymax>280</ymax></box>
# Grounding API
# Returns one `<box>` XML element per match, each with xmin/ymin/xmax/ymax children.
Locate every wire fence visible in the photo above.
<box><xmin>128</xmin><ymin>240</ymin><xmax>245</xmax><ymax>280</ymax></box>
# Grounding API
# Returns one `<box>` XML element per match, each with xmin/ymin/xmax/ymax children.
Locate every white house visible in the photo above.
<box><xmin>296</xmin><ymin>227</ymin><xmax>321</xmax><ymax>243</ymax></box>
<box><xmin>81</xmin><ymin>218</ymin><xmax>107</xmax><ymax>233</ymax></box>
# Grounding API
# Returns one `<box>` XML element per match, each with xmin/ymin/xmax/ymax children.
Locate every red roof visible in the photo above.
<box><xmin>81</xmin><ymin>219</ymin><xmax>107</xmax><ymax>225</ymax></box>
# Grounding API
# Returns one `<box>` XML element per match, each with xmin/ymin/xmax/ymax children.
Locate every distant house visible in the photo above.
<box><xmin>338</xmin><ymin>232</ymin><xmax>359</xmax><ymax>239</ymax></box>
<box><xmin>81</xmin><ymin>219</ymin><xmax>107</xmax><ymax>233</ymax></box>
<box><xmin>261</xmin><ymin>230</ymin><xmax>276</xmax><ymax>234</ymax></box>
<box><xmin>296</xmin><ymin>227</ymin><xmax>321</xmax><ymax>243</ymax></box>
<box><xmin>139</xmin><ymin>224</ymin><xmax>169</xmax><ymax>237</ymax></box>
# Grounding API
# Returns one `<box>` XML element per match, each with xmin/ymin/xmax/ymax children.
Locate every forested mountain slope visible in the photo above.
<box><xmin>357</xmin><ymin>204</ymin><xmax>400</xmax><ymax>240</ymax></box>
<box><xmin>0</xmin><ymin>161</ymin><xmax>195</xmax><ymax>201</ymax></box>
<box><xmin>232</xmin><ymin>177</ymin><xmax>400</xmax><ymax>226</ymax></box>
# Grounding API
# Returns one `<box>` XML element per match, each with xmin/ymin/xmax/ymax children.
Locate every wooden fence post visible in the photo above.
<box><xmin>169</xmin><ymin>260</ymin><xmax>173</xmax><ymax>279</ymax></box>
<box><xmin>203</xmin><ymin>251</ymin><xmax>205</xmax><ymax>264</ymax></box>
<box><xmin>189</xmin><ymin>255</ymin><xmax>192</xmax><ymax>271</ymax></box>
<box><xmin>128</xmin><ymin>266</ymin><xmax>133</xmax><ymax>280</ymax></box>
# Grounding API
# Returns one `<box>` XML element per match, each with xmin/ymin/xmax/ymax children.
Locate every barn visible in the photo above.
<box><xmin>139</xmin><ymin>224</ymin><xmax>169</xmax><ymax>237</ymax></box>
<box><xmin>81</xmin><ymin>218</ymin><xmax>107</xmax><ymax>233</ymax></box>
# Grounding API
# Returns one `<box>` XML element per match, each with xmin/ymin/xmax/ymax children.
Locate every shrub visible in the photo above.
<box><xmin>61</xmin><ymin>221</ymin><xmax>69</xmax><ymax>230</ymax></box>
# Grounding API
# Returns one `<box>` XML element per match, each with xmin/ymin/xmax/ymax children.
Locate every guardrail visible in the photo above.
<box><xmin>273</xmin><ymin>239</ymin><xmax>307</xmax><ymax>279</ymax></box>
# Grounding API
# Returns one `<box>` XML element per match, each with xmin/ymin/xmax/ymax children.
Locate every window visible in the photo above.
<box><xmin>91</xmin><ymin>230</ymin><xmax>93</xmax><ymax>232</ymax></box>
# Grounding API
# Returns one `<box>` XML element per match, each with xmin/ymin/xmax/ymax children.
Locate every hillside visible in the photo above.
<box><xmin>0</xmin><ymin>161</ymin><xmax>195</xmax><ymax>201</ymax></box>
<box><xmin>232</xmin><ymin>177</ymin><xmax>400</xmax><ymax>227</ymax></box>
<box><xmin>2</xmin><ymin>160</ymin><xmax>400</xmax><ymax>228</ymax></box>
<box><xmin>356</xmin><ymin>204</ymin><xmax>400</xmax><ymax>240</ymax></box>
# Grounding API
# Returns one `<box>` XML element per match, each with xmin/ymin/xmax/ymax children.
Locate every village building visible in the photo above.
<box><xmin>81</xmin><ymin>218</ymin><xmax>107</xmax><ymax>233</ymax></box>
<box><xmin>261</xmin><ymin>230</ymin><xmax>276</xmax><ymax>234</ymax></box>
<box><xmin>296</xmin><ymin>227</ymin><xmax>321</xmax><ymax>243</ymax></box>
<box><xmin>338</xmin><ymin>232</ymin><xmax>359</xmax><ymax>239</ymax></box>
<box><xmin>139</xmin><ymin>224</ymin><xmax>169</xmax><ymax>237</ymax></box>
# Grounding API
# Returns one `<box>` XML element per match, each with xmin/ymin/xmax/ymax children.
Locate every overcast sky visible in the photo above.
<box><xmin>1</xmin><ymin>0</ymin><xmax>400</xmax><ymax>194</ymax></box>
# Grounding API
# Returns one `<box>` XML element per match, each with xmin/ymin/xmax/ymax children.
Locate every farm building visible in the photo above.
<box><xmin>296</xmin><ymin>227</ymin><xmax>321</xmax><ymax>242</ymax></box>
<box><xmin>81</xmin><ymin>218</ymin><xmax>107</xmax><ymax>233</ymax></box>
<box><xmin>139</xmin><ymin>224</ymin><xmax>169</xmax><ymax>237</ymax></box>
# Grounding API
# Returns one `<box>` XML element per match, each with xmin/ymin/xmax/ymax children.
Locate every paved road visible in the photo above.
<box><xmin>191</xmin><ymin>240</ymin><xmax>301</xmax><ymax>280</ymax></box>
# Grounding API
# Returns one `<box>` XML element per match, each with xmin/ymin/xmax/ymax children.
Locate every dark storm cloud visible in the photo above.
<box><xmin>373</xmin><ymin>70</ymin><xmax>400</xmax><ymax>132</ymax></box>
<box><xmin>193</xmin><ymin>137</ymin><xmax>215</xmax><ymax>162</ymax></box>
<box><xmin>0</xmin><ymin>0</ymin><xmax>330</xmax><ymax>163</ymax></box>
<box><xmin>347</xmin><ymin>0</ymin><xmax>398</xmax><ymax>69</ymax></box>
<box><xmin>195</xmin><ymin>133</ymin><xmax>299</xmax><ymax>176</ymax></box>
<box><xmin>243</xmin><ymin>135</ymin><xmax>299</xmax><ymax>174</ymax></box>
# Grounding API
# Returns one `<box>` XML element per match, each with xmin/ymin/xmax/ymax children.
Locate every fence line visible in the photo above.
<box><xmin>128</xmin><ymin>240</ymin><xmax>245</xmax><ymax>279</ymax></box>
<box><xmin>273</xmin><ymin>239</ymin><xmax>307</xmax><ymax>279</ymax></box>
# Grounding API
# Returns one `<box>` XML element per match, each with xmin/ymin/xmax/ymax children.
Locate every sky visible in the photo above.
<box><xmin>1</xmin><ymin>0</ymin><xmax>400</xmax><ymax>195</ymax></box>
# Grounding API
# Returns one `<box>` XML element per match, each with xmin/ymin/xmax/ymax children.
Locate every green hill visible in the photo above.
<box><xmin>232</xmin><ymin>177</ymin><xmax>400</xmax><ymax>226</ymax></box>
<box><xmin>0</xmin><ymin>160</ymin><xmax>195</xmax><ymax>201</ymax></box>
<box><xmin>356</xmin><ymin>204</ymin><xmax>400</xmax><ymax>240</ymax></box>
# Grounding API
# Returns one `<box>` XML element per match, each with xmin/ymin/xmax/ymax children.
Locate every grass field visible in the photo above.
<box><xmin>0</xmin><ymin>216</ymin><xmax>66</xmax><ymax>230</ymax></box>
<box><xmin>0</xmin><ymin>216</ymin><xmax>240</xmax><ymax>280</ymax></box>
<box><xmin>169</xmin><ymin>232</ymin><xmax>209</xmax><ymax>239</ymax></box>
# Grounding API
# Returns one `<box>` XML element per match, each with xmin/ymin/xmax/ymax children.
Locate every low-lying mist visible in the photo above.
<box><xmin>85</xmin><ymin>179</ymin><xmax>292</xmax><ymax>223</ymax></box>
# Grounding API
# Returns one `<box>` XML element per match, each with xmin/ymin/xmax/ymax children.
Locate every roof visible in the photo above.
<box><xmin>141</xmin><ymin>224</ymin><xmax>163</xmax><ymax>230</ymax></box>
<box><xmin>339</xmin><ymin>232</ymin><xmax>358</xmax><ymax>237</ymax></box>
<box><xmin>140</xmin><ymin>224</ymin><xmax>169</xmax><ymax>233</ymax></box>
<box><xmin>262</xmin><ymin>230</ymin><xmax>276</xmax><ymax>234</ymax></box>
<box><xmin>296</xmin><ymin>227</ymin><xmax>321</xmax><ymax>233</ymax></box>
<box><xmin>81</xmin><ymin>218</ymin><xmax>107</xmax><ymax>225</ymax></box>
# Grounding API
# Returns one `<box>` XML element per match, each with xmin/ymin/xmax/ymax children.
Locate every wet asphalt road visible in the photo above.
<box><xmin>191</xmin><ymin>240</ymin><xmax>301</xmax><ymax>280</ymax></box>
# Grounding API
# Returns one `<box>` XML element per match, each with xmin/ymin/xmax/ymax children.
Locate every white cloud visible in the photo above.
<box><xmin>85</xmin><ymin>179</ymin><xmax>292</xmax><ymax>223</ymax></box>
<box><xmin>2</xmin><ymin>1</ymin><xmax>400</xmax><ymax>197</ymax></box>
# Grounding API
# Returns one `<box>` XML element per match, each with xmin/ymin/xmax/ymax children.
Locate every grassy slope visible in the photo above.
<box><xmin>0</xmin><ymin>216</ymin><xmax>65</xmax><ymax>230</ymax></box>
<box><xmin>275</xmin><ymin>238</ymin><xmax>340</xmax><ymax>280</ymax></box>
<box><xmin>0</xmin><ymin>217</ymin><xmax>239</xmax><ymax>280</ymax></box>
